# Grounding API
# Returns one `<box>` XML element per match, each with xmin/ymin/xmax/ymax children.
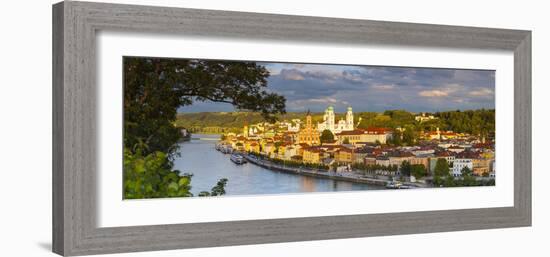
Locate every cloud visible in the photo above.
<box><xmin>371</xmin><ymin>84</ymin><xmax>396</xmax><ymax>90</ymax></box>
<box><xmin>280</xmin><ymin>69</ymin><xmax>305</xmax><ymax>80</ymax></box>
<box><xmin>417</xmin><ymin>83</ymin><xmax>464</xmax><ymax>98</ymax></box>
<box><xmin>189</xmin><ymin>62</ymin><xmax>496</xmax><ymax>113</ymax></box>
<box><xmin>419</xmin><ymin>90</ymin><xmax>449</xmax><ymax>97</ymax></box>
<box><xmin>307</xmin><ymin>97</ymin><xmax>339</xmax><ymax>103</ymax></box>
<box><xmin>469</xmin><ymin>88</ymin><xmax>494</xmax><ymax>97</ymax></box>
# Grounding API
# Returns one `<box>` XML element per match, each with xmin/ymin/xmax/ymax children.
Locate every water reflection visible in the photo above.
<box><xmin>172</xmin><ymin>134</ymin><xmax>384</xmax><ymax>196</ymax></box>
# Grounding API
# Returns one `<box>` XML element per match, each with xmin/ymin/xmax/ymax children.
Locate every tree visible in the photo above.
<box><xmin>434</xmin><ymin>158</ymin><xmax>450</xmax><ymax>177</ymax></box>
<box><xmin>443</xmin><ymin>176</ymin><xmax>457</xmax><ymax>187</ymax></box>
<box><xmin>198</xmin><ymin>178</ymin><xmax>229</xmax><ymax>197</ymax></box>
<box><xmin>462</xmin><ymin>175</ymin><xmax>477</xmax><ymax>186</ymax></box>
<box><xmin>320</xmin><ymin>129</ymin><xmax>335</xmax><ymax>144</ymax></box>
<box><xmin>123</xmin><ymin>147</ymin><xmax>193</xmax><ymax>199</ymax></box>
<box><xmin>402</xmin><ymin>125</ymin><xmax>418</xmax><ymax>146</ymax></box>
<box><xmin>342</xmin><ymin>138</ymin><xmax>350</xmax><ymax>144</ymax></box>
<box><xmin>433</xmin><ymin>176</ymin><xmax>444</xmax><ymax>186</ymax></box>
<box><xmin>210</xmin><ymin>178</ymin><xmax>229</xmax><ymax>196</ymax></box>
<box><xmin>388</xmin><ymin>129</ymin><xmax>403</xmax><ymax>146</ymax></box>
<box><xmin>400</xmin><ymin>160</ymin><xmax>411</xmax><ymax>177</ymax></box>
<box><xmin>411</xmin><ymin>164</ymin><xmax>427</xmax><ymax>179</ymax></box>
<box><xmin>124</xmin><ymin>57</ymin><xmax>286</xmax><ymax>156</ymax></box>
<box><xmin>461</xmin><ymin>166</ymin><xmax>473</xmax><ymax>177</ymax></box>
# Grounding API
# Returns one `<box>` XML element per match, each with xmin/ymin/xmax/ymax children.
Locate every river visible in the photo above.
<box><xmin>172</xmin><ymin>134</ymin><xmax>384</xmax><ymax>196</ymax></box>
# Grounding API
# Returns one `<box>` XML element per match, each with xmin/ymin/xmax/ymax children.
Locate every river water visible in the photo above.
<box><xmin>173</xmin><ymin>134</ymin><xmax>384</xmax><ymax>196</ymax></box>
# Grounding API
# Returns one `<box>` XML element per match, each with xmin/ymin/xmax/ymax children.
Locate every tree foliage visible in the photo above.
<box><xmin>123</xmin><ymin>143</ymin><xmax>230</xmax><ymax>199</ymax></box>
<box><xmin>400</xmin><ymin>161</ymin><xmax>427</xmax><ymax>178</ymax></box>
<box><xmin>435</xmin><ymin>109</ymin><xmax>495</xmax><ymax>137</ymax></box>
<box><xmin>123</xmin><ymin>147</ymin><xmax>193</xmax><ymax>199</ymax></box>
<box><xmin>434</xmin><ymin>158</ymin><xmax>450</xmax><ymax>177</ymax></box>
<box><xmin>433</xmin><ymin>175</ymin><xmax>494</xmax><ymax>187</ymax></box>
<box><xmin>461</xmin><ymin>166</ymin><xmax>473</xmax><ymax>177</ymax></box>
<box><xmin>410</xmin><ymin>164</ymin><xmax>427</xmax><ymax>179</ymax></box>
<box><xmin>402</xmin><ymin>125</ymin><xmax>418</xmax><ymax>146</ymax></box>
<box><xmin>124</xmin><ymin>57</ymin><xmax>286</xmax><ymax>156</ymax></box>
<box><xmin>176</xmin><ymin>111</ymin><xmax>319</xmax><ymax>134</ymax></box>
<box><xmin>400</xmin><ymin>161</ymin><xmax>411</xmax><ymax>177</ymax></box>
<box><xmin>320</xmin><ymin>129</ymin><xmax>335</xmax><ymax>144</ymax></box>
<box><xmin>355</xmin><ymin>109</ymin><xmax>495</xmax><ymax>145</ymax></box>
<box><xmin>198</xmin><ymin>178</ymin><xmax>229</xmax><ymax>197</ymax></box>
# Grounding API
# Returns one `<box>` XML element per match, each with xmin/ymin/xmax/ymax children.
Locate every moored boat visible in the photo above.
<box><xmin>230</xmin><ymin>153</ymin><xmax>246</xmax><ymax>164</ymax></box>
<box><xmin>385</xmin><ymin>181</ymin><xmax>403</xmax><ymax>189</ymax></box>
<box><xmin>215</xmin><ymin>143</ymin><xmax>234</xmax><ymax>154</ymax></box>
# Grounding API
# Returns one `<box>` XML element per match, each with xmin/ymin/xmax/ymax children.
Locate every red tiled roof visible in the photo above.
<box><xmin>473</xmin><ymin>142</ymin><xmax>494</xmax><ymax>149</ymax></box>
<box><xmin>389</xmin><ymin>151</ymin><xmax>415</xmax><ymax>158</ymax></box>
<box><xmin>338</xmin><ymin>147</ymin><xmax>354</xmax><ymax>153</ymax></box>
<box><xmin>456</xmin><ymin>151</ymin><xmax>480</xmax><ymax>159</ymax></box>
<box><xmin>354</xmin><ymin>148</ymin><xmax>371</xmax><ymax>154</ymax></box>
<box><xmin>303</xmin><ymin>146</ymin><xmax>322</xmax><ymax>153</ymax></box>
<box><xmin>435</xmin><ymin>151</ymin><xmax>452</xmax><ymax>157</ymax></box>
<box><xmin>365</xmin><ymin>127</ymin><xmax>392</xmax><ymax>134</ymax></box>
<box><xmin>337</xmin><ymin>129</ymin><xmax>365</xmax><ymax>136</ymax></box>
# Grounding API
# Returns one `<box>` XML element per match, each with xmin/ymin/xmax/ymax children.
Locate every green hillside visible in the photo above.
<box><xmin>175</xmin><ymin>109</ymin><xmax>495</xmax><ymax>136</ymax></box>
<box><xmin>175</xmin><ymin>112</ymin><xmax>321</xmax><ymax>134</ymax></box>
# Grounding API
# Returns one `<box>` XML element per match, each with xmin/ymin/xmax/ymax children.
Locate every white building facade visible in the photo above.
<box><xmin>452</xmin><ymin>158</ymin><xmax>473</xmax><ymax>177</ymax></box>
<box><xmin>317</xmin><ymin>106</ymin><xmax>354</xmax><ymax>134</ymax></box>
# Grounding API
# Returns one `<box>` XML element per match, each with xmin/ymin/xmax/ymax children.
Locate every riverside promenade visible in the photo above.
<box><xmin>244</xmin><ymin>154</ymin><xmax>426</xmax><ymax>188</ymax></box>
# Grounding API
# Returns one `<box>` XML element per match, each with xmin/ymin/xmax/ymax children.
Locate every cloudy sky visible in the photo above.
<box><xmin>179</xmin><ymin>61</ymin><xmax>495</xmax><ymax>113</ymax></box>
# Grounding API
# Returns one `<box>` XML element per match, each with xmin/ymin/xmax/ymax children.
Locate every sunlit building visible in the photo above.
<box><xmin>336</xmin><ymin>127</ymin><xmax>393</xmax><ymax>145</ymax></box>
<box><xmin>302</xmin><ymin>146</ymin><xmax>321</xmax><ymax>164</ymax></box>
<box><xmin>317</xmin><ymin>106</ymin><xmax>354</xmax><ymax>134</ymax></box>
<box><xmin>297</xmin><ymin>111</ymin><xmax>320</xmax><ymax>145</ymax></box>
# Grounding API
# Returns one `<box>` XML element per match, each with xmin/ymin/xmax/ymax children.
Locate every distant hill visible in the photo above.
<box><xmin>175</xmin><ymin>112</ymin><xmax>321</xmax><ymax>134</ymax></box>
<box><xmin>175</xmin><ymin>109</ymin><xmax>495</xmax><ymax>136</ymax></box>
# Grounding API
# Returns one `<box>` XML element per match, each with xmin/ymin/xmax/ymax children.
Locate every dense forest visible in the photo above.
<box><xmin>176</xmin><ymin>109</ymin><xmax>495</xmax><ymax>137</ymax></box>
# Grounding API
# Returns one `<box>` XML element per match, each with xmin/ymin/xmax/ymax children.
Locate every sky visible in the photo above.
<box><xmin>179</xmin><ymin>61</ymin><xmax>495</xmax><ymax>113</ymax></box>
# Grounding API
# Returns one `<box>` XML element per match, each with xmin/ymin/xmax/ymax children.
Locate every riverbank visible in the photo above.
<box><xmin>243</xmin><ymin>154</ymin><xmax>427</xmax><ymax>188</ymax></box>
<box><xmin>175</xmin><ymin>137</ymin><xmax>380</xmax><ymax>195</ymax></box>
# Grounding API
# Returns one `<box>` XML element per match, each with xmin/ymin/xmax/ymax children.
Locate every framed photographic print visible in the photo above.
<box><xmin>53</xmin><ymin>1</ymin><xmax>531</xmax><ymax>256</ymax></box>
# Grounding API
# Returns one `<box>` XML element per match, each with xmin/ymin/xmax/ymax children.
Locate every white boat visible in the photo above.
<box><xmin>385</xmin><ymin>181</ymin><xmax>403</xmax><ymax>189</ymax></box>
<box><xmin>216</xmin><ymin>144</ymin><xmax>233</xmax><ymax>154</ymax></box>
<box><xmin>230</xmin><ymin>154</ymin><xmax>246</xmax><ymax>165</ymax></box>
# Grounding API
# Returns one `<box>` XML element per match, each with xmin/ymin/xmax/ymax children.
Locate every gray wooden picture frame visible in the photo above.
<box><xmin>52</xmin><ymin>1</ymin><xmax>531</xmax><ymax>256</ymax></box>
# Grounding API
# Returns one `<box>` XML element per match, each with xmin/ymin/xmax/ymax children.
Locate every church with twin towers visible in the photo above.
<box><xmin>317</xmin><ymin>105</ymin><xmax>355</xmax><ymax>134</ymax></box>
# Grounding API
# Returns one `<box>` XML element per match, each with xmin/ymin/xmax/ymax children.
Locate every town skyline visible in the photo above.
<box><xmin>178</xmin><ymin>62</ymin><xmax>495</xmax><ymax>113</ymax></box>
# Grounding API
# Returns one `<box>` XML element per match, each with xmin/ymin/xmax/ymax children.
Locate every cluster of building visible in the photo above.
<box><xmin>415</xmin><ymin>112</ymin><xmax>436</xmax><ymax>122</ymax></box>
<box><xmin>218</xmin><ymin>106</ymin><xmax>495</xmax><ymax>178</ymax></box>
